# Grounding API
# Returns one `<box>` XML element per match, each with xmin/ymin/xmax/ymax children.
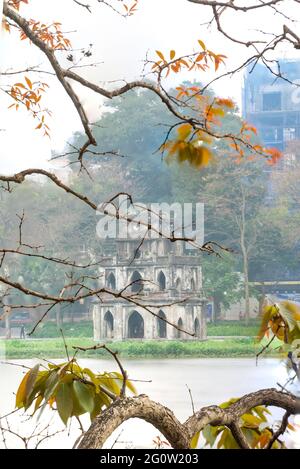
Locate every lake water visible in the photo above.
<box><xmin>0</xmin><ymin>356</ymin><xmax>299</xmax><ymax>449</ymax></box>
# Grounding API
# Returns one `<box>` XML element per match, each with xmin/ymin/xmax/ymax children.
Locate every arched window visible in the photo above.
<box><xmin>104</xmin><ymin>311</ymin><xmax>114</xmax><ymax>339</ymax></box>
<box><xmin>177</xmin><ymin>317</ymin><xmax>183</xmax><ymax>339</ymax></box>
<box><xmin>158</xmin><ymin>271</ymin><xmax>166</xmax><ymax>291</ymax></box>
<box><xmin>128</xmin><ymin>311</ymin><xmax>144</xmax><ymax>338</ymax></box>
<box><xmin>157</xmin><ymin>310</ymin><xmax>167</xmax><ymax>338</ymax></box>
<box><xmin>190</xmin><ymin>277</ymin><xmax>196</xmax><ymax>291</ymax></box>
<box><xmin>175</xmin><ymin>277</ymin><xmax>181</xmax><ymax>290</ymax></box>
<box><xmin>194</xmin><ymin>318</ymin><xmax>200</xmax><ymax>337</ymax></box>
<box><xmin>107</xmin><ymin>272</ymin><xmax>116</xmax><ymax>290</ymax></box>
<box><xmin>130</xmin><ymin>271</ymin><xmax>143</xmax><ymax>293</ymax></box>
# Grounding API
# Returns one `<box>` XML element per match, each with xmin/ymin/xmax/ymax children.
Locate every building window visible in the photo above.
<box><xmin>130</xmin><ymin>271</ymin><xmax>143</xmax><ymax>293</ymax></box>
<box><xmin>284</xmin><ymin>152</ymin><xmax>296</xmax><ymax>168</ymax></box>
<box><xmin>107</xmin><ymin>272</ymin><xmax>116</xmax><ymax>290</ymax></box>
<box><xmin>157</xmin><ymin>310</ymin><xmax>167</xmax><ymax>338</ymax></box>
<box><xmin>194</xmin><ymin>318</ymin><xmax>200</xmax><ymax>337</ymax></box>
<box><xmin>128</xmin><ymin>311</ymin><xmax>144</xmax><ymax>338</ymax></box>
<box><xmin>158</xmin><ymin>271</ymin><xmax>166</xmax><ymax>290</ymax></box>
<box><xmin>262</xmin><ymin>92</ymin><xmax>281</xmax><ymax>111</ymax></box>
<box><xmin>262</xmin><ymin>128</ymin><xmax>278</xmax><ymax>142</ymax></box>
<box><xmin>284</xmin><ymin>128</ymin><xmax>296</xmax><ymax>141</ymax></box>
<box><xmin>177</xmin><ymin>318</ymin><xmax>183</xmax><ymax>339</ymax></box>
<box><xmin>104</xmin><ymin>311</ymin><xmax>114</xmax><ymax>339</ymax></box>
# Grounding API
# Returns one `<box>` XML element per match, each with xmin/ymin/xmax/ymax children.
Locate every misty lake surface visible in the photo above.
<box><xmin>0</xmin><ymin>356</ymin><xmax>299</xmax><ymax>449</ymax></box>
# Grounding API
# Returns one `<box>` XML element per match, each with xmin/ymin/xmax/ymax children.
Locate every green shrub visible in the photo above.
<box><xmin>2</xmin><ymin>336</ymin><xmax>279</xmax><ymax>360</ymax></box>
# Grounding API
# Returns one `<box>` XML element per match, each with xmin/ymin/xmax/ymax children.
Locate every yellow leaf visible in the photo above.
<box><xmin>177</xmin><ymin>123</ymin><xmax>192</xmax><ymax>140</ymax></box>
<box><xmin>155</xmin><ymin>50</ymin><xmax>165</xmax><ymax>62</ymax></box>
<box><xmin>170</xmin><ymin>50</ymin><xmax>176</xmax><ymax>60</ymax></box>
<box><xmin>15</xmin><ymin>371</ymin><xmax>30</xmax><ymax>408</ymax></box>
<box><xmin>190</xmin><ymin>431</ymin><xmax>200</xmax><ymax>449</ymax></box>
<box><xmin>257</xmin><ymin>304</ymin><xmax>279</xmax><ymax>341</ymax></box>
<box><xmin>33</xmin><ymin>394</ymin><xmax>43</xmax><ymax>414</ymax></box>
<box><xmin>198</xmin><ymin>39</ymin><xmax>206</xmax><ymax>50</ymax></box>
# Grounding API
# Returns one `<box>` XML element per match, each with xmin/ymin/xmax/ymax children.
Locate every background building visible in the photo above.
<box><xmin>243</xmin><ymin>60</ymin><xmax>300</xmax><ymax>157</ymax></box>
<box><xmin>92</xmin><ymin>238</ymin><xmax>207</xmax><ymax>341</ymax></box>
<box><xmin>243</xmin><ymin>60</ymin><xmax>300</xmax><ymax>296</ymax></box>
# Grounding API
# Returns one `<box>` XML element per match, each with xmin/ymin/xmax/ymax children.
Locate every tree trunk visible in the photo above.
<box><xmin>241</xmin><ymin>244</ymin><xmax>250</xmax><ymax>325</ymax></box>
<box><xmin>4</xmin><ymin>306</ymin><xmax>11</xmax><ymax>339</ymax></box>
<box><xmin>214</xmin><ymin>298</ymin><xmax>221</xmax><ymax>322</ymax></box>
<box><xmin>259</xmin><ymin>293</ymin><xmax>267</xmax><ymax>317</ymax></box>
<box><xmin>56</xmin><ymin>303</ymin><xmax>63</xmax><ymax>329</ymax></box>
<box><xmin>5</xmin><ymin>317</ymin><xmax>11</xmax><ymax>339</ymax></box>
<box><xmin>240</xmin><ymin>190</ymin><xmax>250</xmax><ymax>326</ymax></box>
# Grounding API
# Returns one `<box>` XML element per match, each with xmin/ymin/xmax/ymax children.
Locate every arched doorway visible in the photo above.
<box><xmin>177</xmin><ymin>317</ymin><xmax>183</xmax><ymax>339</ymax></box>
<box><xmin>158</xmin><ymin>271</ymin><xmax>166</xmax><ymax>291</ymax></box>
<box><xmin>104</xmin><ymin>311</ymin><xmax>114</xmax><ymax>339</ymax></box>
<box><xmin>130</xmin><ymin>271</ymin><xmax>143</xmax><ymax>293</ymax></box>
<box><xmin>157</xmin><ymin>310</ymin><xmax>167</xmax><ymax>338</ymax></box>
<box><xmin>107</xmin><ymin>272</ymin><xmax>116</xmax><ymax>290</ymax></box>
<box><xmin>128</xmin><ymin>311</ymin><xmax>144</xmax><ymax>338</ymax></box>
<box><xmin>194</xmin><ymin>318</ymin><xmax>200</xmax><ymax>337</ymax></box>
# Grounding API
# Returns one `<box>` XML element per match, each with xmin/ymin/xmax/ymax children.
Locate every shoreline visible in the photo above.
<box><xmin>0</xmin><ymin>336</ymin><xmax>279</xmax><ymax>360</ymax></box>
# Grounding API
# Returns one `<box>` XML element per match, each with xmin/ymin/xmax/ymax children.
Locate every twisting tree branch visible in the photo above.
<box><xmin>266</xmin><ymin>411</ymin><xmax>291</xmax><ymax>449</ymax></box>
<box><xmin>3</xmin><ymin>0</ymin><xmax>285</xmax><ymax>169</ymax></box>
<box><xmin>78</xmin><ymin>388</ymin><xmax>300</xmax><ymax>449</ymax></box>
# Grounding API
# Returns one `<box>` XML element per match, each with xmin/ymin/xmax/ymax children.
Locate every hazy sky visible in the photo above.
<box><xmin>1</xmin><ymin>0</ymin><xmax>299</xmax><ymax>173</ymax></box>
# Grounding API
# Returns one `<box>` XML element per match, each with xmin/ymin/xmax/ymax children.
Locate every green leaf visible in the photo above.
<box><xmin>37</xmin><ymin>371</ymin><xmax>59</xmax><ymax>421</ymax></box>
<box><xmin>43</xmin><ymin>370</ymin><xmax>60</xmax><ymax>401</ymax></box>
<box><xmin>110</xmin><ymin>372</ymin><xmax>137</xmax><ymax>395</ymax></box>
<box><xmin>218</xmin><ymin>428</ymin><xmax>239</xmax><ymax>449</ymax></box>
<box><xmin>99</xmin><ymin>372</ymin><xmax>120</xmax><ymax>396</ymax></box>
<box><xmin>252</xmin><ymin>405</ymin><xmax>270</xmax><ymax>421</ymax></box>
<box><xmin>73</xmin><ymin>380</ymin><xmax>94</xmax><ymax>413</ymax></box>
<box><xmin>71</xmin><ymin>382</ymin><xmax>86</xmax><ymax>417</ymax></box>
<box><xmin>241</xmin><ymin>413</ymin><xmax>262</xmax><ymax>428</ymax></box>
<box><xmin>202</xmin><ymin>424</ymin><xmax>220</xmax><ymax>447</ymax></box>
<box><xmin>90</xmin><ymin>393</ymin><xmax>107</xmax><ymax>421</ymax></box>
<box><xmin>56</xmin><ymin>382</ymin><xmax>73</xmax><ymax>425</ymax></box>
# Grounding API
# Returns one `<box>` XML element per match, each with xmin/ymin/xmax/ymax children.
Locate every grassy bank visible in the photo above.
<box><xmin>207</xmin><ymin>320</ymin><xmax>259</xmax><ymax>337</ymax></box>
<box><xmin>27</xmin><ymin>319</ymin><xmax>260</xmax><ymax>339</ymax></box>
<box><xmin>1</xmin><ymin>337</ymin><xmax>278</xmax><ymax>360</ymax></box>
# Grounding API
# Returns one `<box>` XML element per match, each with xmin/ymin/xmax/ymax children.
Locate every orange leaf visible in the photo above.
<box><xmin>25</xmin><ymin>76</ymin><xmax>33</xmax><ymax>90</ymax></box>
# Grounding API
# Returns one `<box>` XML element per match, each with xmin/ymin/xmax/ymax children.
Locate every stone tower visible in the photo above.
<box><xmin>92</xmin><ymin>238</ymin><xmax>207</xmax><ymax>341</ymax></box>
